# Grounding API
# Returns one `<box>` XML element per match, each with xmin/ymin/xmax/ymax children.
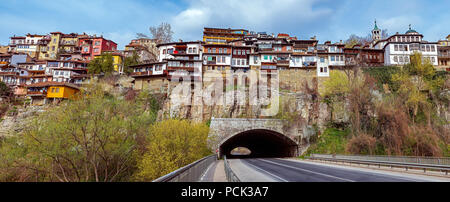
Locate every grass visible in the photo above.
<box><xmin>301</xmin><ymin>127</ymin><xmax>350</xmax><ymax>158</ymax></box>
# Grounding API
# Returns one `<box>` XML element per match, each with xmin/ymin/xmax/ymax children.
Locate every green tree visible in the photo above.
<box><xmin>0</xmin><ymin>81</ymin><xmax>12</xmax><ymax>97</ymax></box>
<box><xmin>0</xmin><ymin>82</ymin><xmax>157</xmax><ymax>182</ymax></box>
<box><xmin>123</xmin><ymin>51</ymin><xmax>141</xmax><ymax>74</ymax></box>
<box><xmin>134</xmin><ymin>119</ymin><xmax>211</xmax><ymax>181</ymax></box>
<box><xmin>88</xmin><ymin>53</ymin><xmax>114</xmax><ymax>75</ymax></box>
<box><xmin>320</xmin><ymin>71</ymin><xmax>350</xmax><ymax>123</ymax></box>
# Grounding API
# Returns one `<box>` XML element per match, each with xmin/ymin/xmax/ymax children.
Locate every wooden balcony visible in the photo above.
<box><xmin>27</xmin><ymin>91</ymin><xmax>47</xmax><ymax>96</ymax></box>
<box><xmin>167</xmin><ymin>66</ymin><xmax>196</xmax><ymax>72</ymax></box>
<box><xmin>130</xmin><ymin>71</ymin><xmax>153</xmax><ymax>77</ymax></box>
<box><xmin>438</xmin><ymin>53</ymin><xmax>450</xmax><ymax>59</ymax></box>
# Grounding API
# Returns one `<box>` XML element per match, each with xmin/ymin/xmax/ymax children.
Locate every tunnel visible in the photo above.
<box><xmin>219</xmin><ymin>129</ymin><xmax>299</xmax><ymax>158</ymax></box>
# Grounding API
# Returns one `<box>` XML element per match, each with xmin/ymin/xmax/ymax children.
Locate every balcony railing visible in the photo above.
<box><xmin>27</xmin><ymin>91</ymin><xmax>47</xmax><ymax>96</ymax></box>
<box><xmin>438</xmin><ymin>53</ymin><xmax>450</xmax><ymax>58</ymax></box>
<box><xmin>167</xmin><ymin>66</ymin><xmax>197</xmax><ymax>72</ymax></box>
<box><xmin>130</xmin><ymin>71</ymin><xmax>153</xmax><ymax>77</ymax></box>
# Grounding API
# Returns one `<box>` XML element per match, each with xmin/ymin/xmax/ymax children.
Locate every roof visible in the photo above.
<box><xmin>156</xmin><ymin>41</ymin><xmax>203</xmax><ymax>48</ymax></box>
<box><xmin>373</xmin><ymin>20</ymin><xmax>380</xmax><ymax>31</ymax></box>
<box><xmin>406</xmin><ymin>25</ymin><xmax>418</xmax><ymax>34</ymax></box>
<box><xmin>26</xmin><ymin>81</ymin><xmax>80</xmax><ymax>90</ymax></box>
<box><xmin>128</xmin><ymin>62</ymin><xmax>166</xmax><ymax>68</ymax></box>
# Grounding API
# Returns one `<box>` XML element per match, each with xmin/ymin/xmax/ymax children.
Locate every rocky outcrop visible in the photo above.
<box><xmin>0</xmin><ymin>105</ymin><xmax>46</xmax><ymax>137</ymax></box>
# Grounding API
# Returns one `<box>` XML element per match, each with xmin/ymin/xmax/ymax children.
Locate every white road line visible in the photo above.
<box><xmin>242</xmin><ymin>159</ymin><xmax>289</xmax><ymax>182</ymax></box>
<box><xmin>280</xmin><ymin>158</ymin><xmax>424</xmax><ymax>182</ymax></box>
<box><xmin>260</xmin><ymin>159</ymin><xmax>355</xmax><ymax>182</ymax></box>
<box><xmin>199</xmin><ymin>162</ymin><xmax>215</xmax><ymax>182</ymax></box>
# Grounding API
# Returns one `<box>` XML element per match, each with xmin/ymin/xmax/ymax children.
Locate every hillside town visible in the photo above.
<box><xmin>0</xmin><ymin>22</ymin><xmax>449</xmax><ymax>105</ymax></box>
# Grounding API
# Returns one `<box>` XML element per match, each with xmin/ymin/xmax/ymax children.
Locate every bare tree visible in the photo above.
<box><xmin>149</xmin><ymin>22</ymin><xmax>174</xmax><ymax>44</ymax></box>
<box><xmin>131</xmin><ymin>23</ymin><xmax>175</xmax><ymax>63</ymax></box>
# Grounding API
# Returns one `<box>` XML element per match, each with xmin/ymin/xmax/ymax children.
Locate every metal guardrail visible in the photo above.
<box><xmin>308</xmin><ymin>154</ymin><xmax>450</xmax><ymax>175</ymax></box>
<box><xmin>223</xmin><ymin>156</ymin><xmax>241</xmax><ymax>182</ymax></box>
<box><xmin>153</xmin><ymin>155</ymin><xmax>217</xmax><ymax>182</ymax></box>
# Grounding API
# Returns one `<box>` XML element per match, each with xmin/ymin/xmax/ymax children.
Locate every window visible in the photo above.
<box><xmin>394</xmin><ymin>45</ymin><xmax>399</xmax><ymax>51</ymax></box>
<box><xmin>219</xmin><ymin>48</ymin><xmax>223</xmax><ymax>53</ymax></box>
<box><xmin>426</xmin><ymin>45</ymin><xmax>430</xmax><ymax>52</ymax></box>
<box><xmin>238</xmin><ymin>50</ymin><xmax>241</xmax><ymax>55</ymax></box>
<box><xmin>208</xmin><ymin>48</ymin><xmax>211</xmax><ymax>53</ymax></box>
<box><xmin>320</xmin><ymin>57</ymin><xmax>325</xmax><ymax>63</ymax></box>
<box><xmin>399</xmin><ymin>56</ymin><xmax>404</xmax><ymax>63</ymax></box>
<box><xmin>55</xmin><ymin>88</ymin><xmax>60</xmax><ymax>93</ymax></box>
<box><xmin>193</xmin><ymin>47</ymin><xmax>197</xmax><ymax>53</ymax></box>
<box><xmin>340</xmin><ymin>56</ymin><xmax>344</xmax><ymax>61</ymax></box>
<box><xmin>331</xmin><ymin>56</ymin><xmax>335</xmax><ymax>61</ymax></box>
<box><xmin>254</xmin><ymin>56</ymin><xmax>259</xmax><ymax>62</ymax></box>
<box><xmin>324</xmin><ymin>67</ymin><xmax>328</xmax><ymax>73</ymax></box>
<box><xmin>234</xmin><ymin>50</ymin><xmax>237</xmax><ymax>55</ymax></box>
<box><xmin>246</xmin><ymin>50</ymin><xmax>250</xmax><ymax>54</ymax></box>
<box><xmin>431</xmin><ymin>45</ymin><xmax>435</xmax><ymax>52</ymax></box>
<box><xmin>212</xmin><ymin>48</ymin><xmax>216</xmax><ymax>53</ymax></box>
<box><xmin>224</xmin><ymin>48</ymin><xmax>227</xmax><ymax>53</ymax></box>
<box><xmin>394</xmin><ymin>56</ymin><xmax>398</xmax><ymax>62</ymax></box>
<box><xmin>264</xmin><ymin>55</ymin><xmax>268</xmax><ymax>60</ymax></box>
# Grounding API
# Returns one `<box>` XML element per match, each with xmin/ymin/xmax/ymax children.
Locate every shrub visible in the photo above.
<box><xmin>346</xmin><ymin>133</ymin><xmax>377</xmax><ymax>155</ymax></box>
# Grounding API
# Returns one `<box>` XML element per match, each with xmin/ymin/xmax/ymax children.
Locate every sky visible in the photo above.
<box><xmin>0</xmin><ymin>0</ymin><xmax>449</xmax><ymax>49</ymax></box>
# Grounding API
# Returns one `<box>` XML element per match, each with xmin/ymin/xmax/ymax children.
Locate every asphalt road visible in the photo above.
<box><xmin>238</xmin><ymin>158</ymin><xmax>434</xmax><ymax>182</ymax></box>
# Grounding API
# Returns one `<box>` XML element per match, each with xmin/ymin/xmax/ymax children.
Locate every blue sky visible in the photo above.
<box><xmin>0</xmin><ymin>0</ymin><xmax>449</xmax><ymax>48</ymax></box>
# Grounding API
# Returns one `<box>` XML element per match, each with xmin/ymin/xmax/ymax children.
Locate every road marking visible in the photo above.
<box><xmin>260</xmin><ymin>159</ymin><xmax>356</xmax><ymax>182</ymax></box>
<box><xmin>200</xmin><ymin>161</ymin><xmax>216</xmax><ymax>182</ymax></box>
<box><xmin>242</xmin><ymin>159</ymin><xmax>289</xmax><ymax>182</ymax></box>
<box><xmin>281</xmin><ymin>158</ymin><xmax>425</xmax><ymax>182</ymax></box>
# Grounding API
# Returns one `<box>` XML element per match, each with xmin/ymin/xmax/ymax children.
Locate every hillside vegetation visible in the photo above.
<box><xmin>0</xmin><ymin>80</ymin><xmax>211</xmax><ymax>182</ymax></box>
<box><xmin>307</xmin><ymin>53</ymin><xmax>449</xmax><ymax>157</ymax></box>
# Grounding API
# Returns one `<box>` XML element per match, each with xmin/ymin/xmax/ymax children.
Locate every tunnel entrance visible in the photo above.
<box><xmin>219</xmin><ymin>129</ymin><xmax>298</xmax><ymax>158</ymax></box>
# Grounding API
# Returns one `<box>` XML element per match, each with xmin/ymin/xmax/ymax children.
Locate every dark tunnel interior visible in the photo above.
<box><xmin>219</xmin><ymin>129</ymin><xmax>299</xmax><ymax>158</ymax></box>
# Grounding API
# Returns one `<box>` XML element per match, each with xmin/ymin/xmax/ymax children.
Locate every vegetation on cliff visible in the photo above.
<box><xmin>0</xmin><ymin>80</ymin><xmax>211</xmax><ymax>182</ymax></box>
<box><xmin>308</xmin><ymin>53</ymin><xmax>449</xmax><ymax>157</ymax></box>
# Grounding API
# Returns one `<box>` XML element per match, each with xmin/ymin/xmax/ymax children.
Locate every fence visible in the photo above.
<box><xmin>223</xmin><ymin>156</ymin><xmax>241</xmax><ymax>182</ymax></box>
<box><xmin>308</xmin><ymin>154</ymin><xmax>450</xmax><ymax>175</ymax></box>
<box><xmin>153</xmin><ymin>155</ymin><xmax>217</xmax><ymax>182</ymax></box>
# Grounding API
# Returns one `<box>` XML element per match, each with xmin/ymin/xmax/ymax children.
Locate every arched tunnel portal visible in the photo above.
<box><xmin>219</xmin><ymin>129</ymin><xmax>299</xmax><ymax>158</ymax></box>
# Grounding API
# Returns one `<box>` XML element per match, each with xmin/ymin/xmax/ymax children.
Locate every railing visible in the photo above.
<box><xmin>438</xmin><ymin>53</ymin><xmax>450</xmax><ymax>58</ymax></box>
<box><xmin>130</xmin><ymin>71</ymin><xmax>153</xmax><ymax>77</ymax></box>
<box><xmin>223</xmin><ymin>156</ymin><xmax>241</xmax><ymax>182</ymax></box>
<box><xmin>153</xmin><ymin>155</ymin><xmax>216</xmax><ymax>182</ymax></box>
<box><xmin>308</xmin><ymin>154</ymin><xmax>450</xmax><ymax>175</ymax></box>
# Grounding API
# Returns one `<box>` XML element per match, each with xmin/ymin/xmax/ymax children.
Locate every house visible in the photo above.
<box><xmin>129</xmin><ymin>62</ymin><xmax>168</xmax><ymax>92</ymax></box>
<box><xmin>157</xmin><ymin>41</ymin><xmax>204</xmax><ymax>82</ymax></box>
<box><xmin>203</xmin><ymin>28</ymin><xmax>248</xmax><ymax>44</ymax></box>
<box><xmin>124</xmin><ymin>38</ymin><xmax>158</xmax><ymax>62</ymax></box>
<box><xmin>26</xmin><ymin>81</ymin><xmax>80</xmax><ymax>105</ymax></box>
<box><xmin>79</xmin><ymin>35</ymin><xmax>118</xmax><ymax>61</ymax></box>
<box><xmin>374</xmin><ymin>25</ymin><xmax>439</xmax><ymax>66</ymax></box>
<box><xmin>202</xmin><ymin>43</ymin><xmax>232</xmax><ymax>75</ymax></box>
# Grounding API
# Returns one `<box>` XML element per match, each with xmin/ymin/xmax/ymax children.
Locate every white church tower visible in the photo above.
<box><xmin>372</xmin><ymin>19</ymin><xmax>381</xmax><ymax>42</ymax></box>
